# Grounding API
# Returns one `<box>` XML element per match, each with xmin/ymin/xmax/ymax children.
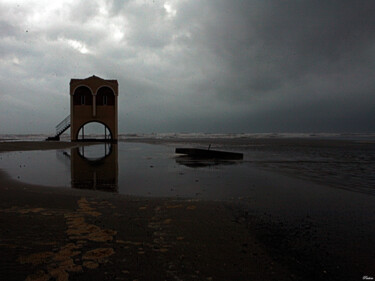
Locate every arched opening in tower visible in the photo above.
<box><xmin>77</xmin><ymin>121</ymin><xmax>112</xmax><ymax>141</ymax></box>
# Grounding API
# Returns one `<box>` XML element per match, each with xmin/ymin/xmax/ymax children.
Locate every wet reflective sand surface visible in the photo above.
<box><xmin>0</xmin><ymin>139</ymin><xmax>375</xmax><ymax>280</ymax></box>
<box><xmin>0</xmin><ymin>142</ymin><xmax>250</xmax><ymax>198</ymax></box>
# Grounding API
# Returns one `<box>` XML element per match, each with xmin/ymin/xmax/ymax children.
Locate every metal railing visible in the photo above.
<box><xmin>56</xmin><ymin>115</ymin><xmax>70</xmax><ymax>135</ymax></box>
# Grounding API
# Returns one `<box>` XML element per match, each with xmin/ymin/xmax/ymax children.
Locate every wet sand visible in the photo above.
<box><xmin>0</xmin><ymin>141</ymin><xmax>290</xmax><ymax>281</ymax></box>
<box><xmin>1</xmin><ymin>140</ymin><xmax>374</xmax><ymax>281</ymax></box>
<box><xmin>0</xmin><ymin>141</ymin><xmax>94</xmax><ymax>153</ymax></box>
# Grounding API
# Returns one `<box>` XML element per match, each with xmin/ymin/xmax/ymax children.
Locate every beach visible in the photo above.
<box><xmin>0</xmin><ymin>141</ymin><xmax>286</xmax><ymax>281</ymax></box>
<box><xmin>0</xmin><ymin>137</ymin><xmax>374</xmax><ymax>280</ymax></box>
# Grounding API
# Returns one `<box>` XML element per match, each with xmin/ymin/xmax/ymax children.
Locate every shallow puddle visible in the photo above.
<box><xmin>1</xmin><ymin>142</ymin><xmax>375</xmax><ymax>226</ymax></box>
<box><xmin>0</xmin><ymin>142</ymin><xmax>247</xmax><ymax>199</ymax></box>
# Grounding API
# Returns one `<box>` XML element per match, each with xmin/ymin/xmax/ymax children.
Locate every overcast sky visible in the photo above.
<box><xmin>0</xmin><ymin>0</ymin><xmax>374</xmax><ymax>134</ymax></box>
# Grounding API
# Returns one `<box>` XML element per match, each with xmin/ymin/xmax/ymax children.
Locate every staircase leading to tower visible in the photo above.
<box><xmin>46</xmin><ymin>115</ymin><xmax>70</xmax><ymax>141</ymax></box>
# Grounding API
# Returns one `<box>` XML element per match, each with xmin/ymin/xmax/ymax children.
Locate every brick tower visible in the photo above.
<box><xmin>70</xmin><ymin>75</ymin><xmax>118</xmax><ymax>141</ymax></box>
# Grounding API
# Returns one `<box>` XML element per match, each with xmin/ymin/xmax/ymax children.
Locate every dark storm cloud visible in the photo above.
<box><xmin>250</xmin><ymin>1</ymin><xmax>375</xmax><ymax>81</ymax></box>
<box><xmin>168</xmin><ymin>0</ymin><xmax>375</xmax><ymax>132</ymax></box>
<box><xmin>0</xmin><ymin>0</ymin><xmax>374</xmax><ymax>133</ymax></box>
<box><xmin>181</xmin><ymin>0</ymin><xmax>375</xmax><ymax>99</ymax></box>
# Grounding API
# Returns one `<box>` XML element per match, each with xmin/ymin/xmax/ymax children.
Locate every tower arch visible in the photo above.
<box><xmin>76</xmin><ymin>120</ymin><xmax>113</xmax><ymax>141</ymax></box>
<box><xmin>96</xmin><ymin>86</ymin><xmax>115</xmax><ymax>106</ymax></box>
<box><xmin>73</xmin><ymin>85</ymin><xmax>93</xmax><ymax>105</ymax></box>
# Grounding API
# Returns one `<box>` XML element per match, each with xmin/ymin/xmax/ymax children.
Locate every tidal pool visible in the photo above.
<box><xmin>0</xmin><ymin>142</ymin><xmax>333</xmax><ymax>204</ymax></box>
<box><xmin>0</xmin><ymin>142</ymin><xmax>248</xmax><ymax>199</ymax></box>
<box><xmin>1</xmin><ymin>142</ymin><xmax>374</xmax><ymax>220</ymax></box>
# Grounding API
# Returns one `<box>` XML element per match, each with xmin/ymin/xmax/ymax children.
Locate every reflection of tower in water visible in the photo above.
<box><xmin>71</xmin><ymin>144</ymin><xmax>118</xmax><ymax>192</ymax></box>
